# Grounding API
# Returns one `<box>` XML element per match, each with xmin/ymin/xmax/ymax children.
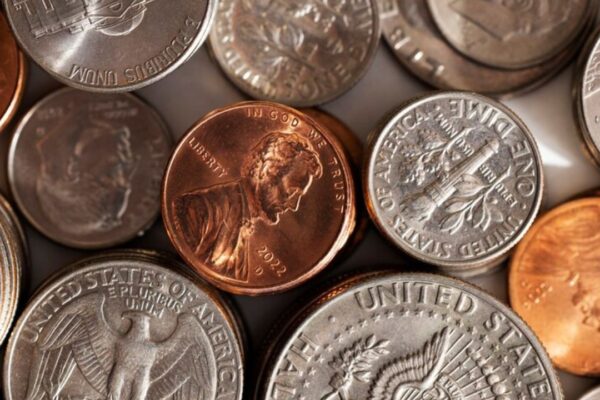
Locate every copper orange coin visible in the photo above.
<box><xmin>0</xmin><ymin>12</ymin><xmax>25</xmax><ymax>134</ymax></box>
<box><xmin>162</xmin><ymin>102</ymin><xmax>356</xmax><ymax>295</ymax></box>
<box><xmin>509</xmin><ymin>197</ymin><xmax>600</xmax><ymax>376</ymax></box>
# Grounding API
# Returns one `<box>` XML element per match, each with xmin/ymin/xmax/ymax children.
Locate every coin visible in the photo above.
<box><xmin>162</xmin><ymin>101</ymin><xmax>356</xmax><ymax>295</ymax></box>
<box><xmin>3</xmin><ymin>0</ymin><xmax>217</xmax><ymax>92</ymax></box>
<box><xmin>208</xmin><ymin>0</ymin><xmax>381</xmax><ymax>107</ymax></box>
<box><xmin>426</xmin><ymin>0</ymin><xmax>589</xmax><ymax>70</ymax></box>
<box><xmin>364</xmin><ymin>92</ymin><xmax>543</xmax><ymax>273</ymax></box>
<box><xmin>257</xmin><ymin>272</ymin><xmax>562</xmax><ymax>399</ymax></box>
<box><xmin>0</xmin><ymin>11</ymin><xmax>26</xmax><ymax>133</ymax></box>
<box><xmin>0</xmin><ymin>192</ymin><xmax>26</xmax><ymax>347</ymax></box>
<box><xmin>509</xmin><ymin>197</ymin><xmax>600</xmax><ymax>376</ymax></box>
<box><xmin>581</xmin><ymin>386</ymin><xmax>600</xmax><ymax>400</ymax></box>
<box><xmin>3</xmin><ymin>250</ymin><xmax>245</xmax><ymax>400</ymax></box>
<box><xmin>378</xmin><ymin>0</ymin><xmax>590</xmax><ymax>97</ymax></box>
<box><xmin>8</xmin><ymin>88</ymin><xmax>172</xmax><ymax>249</ymax></box>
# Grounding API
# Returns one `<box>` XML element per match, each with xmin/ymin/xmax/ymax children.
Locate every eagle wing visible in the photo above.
<box><xmin>25</xmin><ymin>293</ymin><xmax>118</xmax><ymax>400</ymax></box>
<box><xmin>147</xmin><ymin>313</ymin><xmax>217</xmax><ymax>400</ymax></box>
<box><xmin>370</xmin><ymin>328</ymin><xmax>450</xmax><ymax>400</ymax></box>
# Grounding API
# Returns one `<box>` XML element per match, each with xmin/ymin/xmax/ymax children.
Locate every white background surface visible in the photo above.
<box><xmin>3</xmin><ymin>39</ymin><xmax>600</xmax><ymax>399</ymax></box>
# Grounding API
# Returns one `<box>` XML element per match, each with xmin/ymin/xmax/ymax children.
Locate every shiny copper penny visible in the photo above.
<box><xmin>0</xmin><ymin>12</ymin><xmax>25</xmax><ymax>133</ymax></box>
<box><xmin>162</xmin><ymin>102</ymin><xmax>356</xmax><ymax>295</ymax></box>
<box><xmin>509</xmin><ymin>197</ymin><xmax>600</xmax><ymax>376</ymax></box>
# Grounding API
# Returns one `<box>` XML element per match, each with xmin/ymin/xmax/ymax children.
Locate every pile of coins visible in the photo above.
<box><xmin>0</xmin><ymin>0</ymin><xmax>597</xmax><ymax>399</ymax></box>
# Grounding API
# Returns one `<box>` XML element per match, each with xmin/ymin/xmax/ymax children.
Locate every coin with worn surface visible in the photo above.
<box><xmin>8</xmin><ymin>88</ymin><xmax>172</xmax><ymax>249</ymax></box>
<box><xmin>3</xmin><ymin>0</ymin><xmax>217</xmax><ymax>92</ymax></box>
<box><xmin>162</xmin><ymin>101</ymin><xmax>356</xmax><ymax>295</ymax></box>
<box><xmin>509</xmin><ymin>197</ymin><xmax>600</xmax><ymax>376</ymax></box>
<box><xmin>208</xmin><ymin>0</ymin><xmax>380</xmax><ymax>107</ymax></box>
<box><xmin>364</xmin><ymin>92</ymin><xmax>543</xmax><ymax>272</ymax></box>
<box><xmin>426</xmin><ymin>0</ymin><xmax>589</xmax><ymax>70</ymax></box>
<box><xmin>576</xmin><ymin>28</ymin><xmax>600</xmax><ymax>166</ymax></box>
<box><xmin>378</xmin><ymin>0</ymin><xmax>590</xmax><ymax>97</ymax></box>
<box><xmin>257</xmin><ymin>272</ymin><xmax>561</xmax><ymax>399</ymax></box>
<box><xmin>0</xmin><ymin>11</ymin><xmax>26</xmax><ymax>133</ymax></box>
<box><xmin>3</xmin><ymin>250</ymin><xmax>244</xmax><ymax>400</ymax></box>
<box><xmin>581</xmin><ymin>386</ymin><xmax>600</xmax><ymax>400</ymax></box>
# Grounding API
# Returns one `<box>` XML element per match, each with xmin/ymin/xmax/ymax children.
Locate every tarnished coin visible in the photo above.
<box><xmin>162</xmin><ymin>101</ymin><xmax>356</xmax><ymax>295</ymax></box>
<box><xmin>364</xmin><ymin>92</ymin><xmax>543</xmax><ymax>273</ymax></box>
<box><xmin>426</xmin><ymin>0</ymin><xmax>589</xmax><ymax>70</ymax></box>
<box><xmin>208</xmin><ymin>0</ymin><xmax>380</xmax><ymax>107</ymax></box>
<box><xmin>3</xmin><ymin>250</ymin><xmax>244</xmax><ymax>400</ymax></box>
<box><xmin>8</xmin><ymin>88</ymin><xmax>172</xmax><ymax>249</ymax></box>
<box><xmin>581</xmin><ymin>386</ymin><xmax>600</xmax><ymax>400</ymax></box>
<box><xmin>257</xmin><ymin>272</ymin><xmax>562</xmax><ymax>399</ymax></box>
<box><xmin>378</xmin><ymin>0</ymin><xmax>591</xmax><ymax>97</ymax></box>
<box><xmin>3</xmin><ymin>0</ymin><xmax>217</xmax><ymax>92</ymax></box>
<box><xmin>509</xmin><ymin>197</ymin><xmax>600</xmax><ymax>376</ymax></box>
<box><xmin>0</xmin><ymin>11</ymin><xmax>26</xmax><ymax>133</ymax></box>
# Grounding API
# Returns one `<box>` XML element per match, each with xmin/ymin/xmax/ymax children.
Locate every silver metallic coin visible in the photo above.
<box><xmin>0</xmin><ymin>192</ymin><xmax>26</xmax><ymax>347</ymax></box>
<box><xmin>426</xmin><ymin>0</ymin><xmax>590</xmax><ymax>70</ymax></box>
<box><xmin>208</xmin><ymin>0</ymin><xmax>381</xmax><ymax>107</ymax></box>
<box><xmin>364</xmin><ymin>92</ymin><xmax>543</xmax><ymax>272</ymax></box>
<box><xmin>3</xmin><ymin>250</ymin><xmax>245</xmax><ymax>400</ymax></box>
<box><xmin>580</xmin><ymin>386</ymin><xmax>600</xmax><ymax>400</ymax></box>
<box><xmin>3</xmin><ymin>0</ymin><xmax>217</xmax><ymax>92</ymax></box>
<box><xmin>257</xmin><ymin>272</ymin><xmax>562</xmax><ymax>399</ymax></box>
<box><xmin>378</xmin><ymin>0</ymin><xmax>592</xmax><ymax>97</ymax></box>
<box><xmin>8</xmin><ymin>88</ymin><xmax>172</xmax><ymax>249</ymax></box>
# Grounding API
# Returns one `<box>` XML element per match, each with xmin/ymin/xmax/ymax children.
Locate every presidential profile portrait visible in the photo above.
<box><xmin>173</xmin><ymin>131</ymin><xmax>323</xmax><ymax>282</ymax></box>
<box><xmin>35</xmin><ymin>114</ymin><xmax>139</xmax><ymax>235</ymax></box>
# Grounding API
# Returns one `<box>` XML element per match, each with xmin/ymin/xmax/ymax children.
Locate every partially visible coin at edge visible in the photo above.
<box><xmin>257</xmin><ymin>272</ymin><xmax>562</xmax><ymax>400</ymax></box>
<box><xmin>8</xmin><ymin>87</ymin><xmax>173</xmax><ymax>249</ymax></box>
<box><xmin>426</xmin><ymin>0</ymin><xmax>589</xmax><ymax>70</ymax></box>
<box><xmin>0</xmin><ymin>11</ymin><xmax>26</xmax><ymax>133</ymax></box>
<box><xmin>208</xmin><ymin>0</ymin><xmax>381</xmax><ymax>107</ymax></box>
<box><xmin>580</xmin><ymin>386</ymin><xmax>600</xmax><ymax>400</ymax></box>
<box><xmin>364</xmin><ymin>92</ymin><xmax>544</xmax><ymax>273</ymax></box>
<box><xmin>3</xmin><ymin>0</ymin><xmax>217</xmax><ymax>92</ymax></box>
<box><xmin>3</xmin><ymin>250</ymin><xmax>245</xmax><ymax>400</ymax></box>
<box><xmin>510</xmin><ymin>197</ymin><xmax>600</xmax><ymax>376</ymax></box>
<box><xmin>162</xmin><ymin>101</ymin><xmax>356</xmax><ymax>295</ymax></box>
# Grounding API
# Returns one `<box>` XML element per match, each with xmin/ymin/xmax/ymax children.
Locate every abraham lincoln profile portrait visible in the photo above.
<box><xmin>174</xmin><ymin>132</ymin><xmax>322</xmax><ymax>282</ymax></box>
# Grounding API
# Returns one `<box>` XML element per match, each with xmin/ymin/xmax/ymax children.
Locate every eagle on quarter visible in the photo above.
<box><xmin>24</xmin><ymin>292</ymin><xmax>216</xmax><ymax>400</ymax></box>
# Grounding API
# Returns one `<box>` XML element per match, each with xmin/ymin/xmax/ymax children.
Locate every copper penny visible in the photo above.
<box><xmin>509</xmin><ymin>197</ymin><xmax>600</xmax><ymax>376</ymax></box>
<box><xmin>0</xmin><ymin>11</ymin><xmax>25</xmax><ymax>133</ymax></box>
<box><xmin>162</xmin><ymin>102</ymin><xmax>356</xmax><ymax>295</ymax></box>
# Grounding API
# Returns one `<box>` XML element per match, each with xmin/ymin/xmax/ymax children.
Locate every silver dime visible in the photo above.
<box><xmin>257</xmin><ymin>272</ymin><xmax>562</xmax><ymax>399</ymax></box>
<box><xmin>8</xmin><ymin>88</ymin><xmax>172</xmax><ymax>249</ymax></box>
<box><xmin>3</xmin><ymin>0</ymin><xmax>217</xmax><ymax>92</ymax></box>
<box><xmin>378</xmin><ymin>0</ymin><xmax>593</xmax><ymax>97</ymax></box>
<box><xmin>426</xmin><ymin>0</ymin><xmax>590</xmax><ymax>70</ymax></box>
<box><xmin>581</xmin><ymin>386</ymin><xmax>600</xmax><ymax>400</ymax></box>
<box><xmin>364</xmin><ymin>92</ymin><xmax>543</xmax><ymax>272</ymax></box>
<box><xmin>208</xmin><ymin>0</ymin><xmax>381</xmax><ymax>107</ymax></box>
<box><xmin>3</xmin><ymin>250</ymin><xmax>245</xmax><ymax>400</ymax></box>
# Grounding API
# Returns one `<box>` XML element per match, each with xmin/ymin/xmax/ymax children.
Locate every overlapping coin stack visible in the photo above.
<box><xmin>0</xmin><ymin>0</ymin><xmax>597</xmax><ymax>399</ymax></box>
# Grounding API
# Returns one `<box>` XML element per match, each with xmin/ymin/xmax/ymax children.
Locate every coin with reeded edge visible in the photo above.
<box><xmin>8</xmin><ymin>87</ymin><xmax>172</xmax><ymax>249</ymax></box>
<box><xmin>510</xmin><ymin>197</ymin><xmax>600</xmax><ymax>376</ymax></box>
<box><xmin>3</xmin><ymin>0</ymin><xmax>217</xmax><ymax>92</ymax></box>
<box><xmin>208</xmin><ymin>0</ymin><xmax>381</xmax><ymax>107</ymax></box>
<box><xmin>162</xmin><ymin>101</ymin><xmax>356</xmax><ymax>295</ymax></box>
<box><xmin>0</xmin><ymin>11</ymin><xmax>26</xmax><ymax>133</ymax></box>
<box><xmin>257</xmin><ymin>272</ymin><xmax>562</xmax><ymax>400</ymax></box>
<box><xmin>580</xmin><ymin>386</ymin><xmax>600</xmax><ymax>400</ymax></box>
<box><xmin>426</xmin><ymin>0</ymin><xmax>589</xmax><ymax>70</ymax></box>
<box><xmin>3</xmin><ymin>250</ymin><xmax>244</xmax><ymax>400</ymax></box>
<box><xmin>378</xmin><ymin>0</ymin><xmax>592</xmax><ymax>97</ymax></box>
<box><xmin>364</xmin><ymin>92</ymin><xmax>543</xmax><ymax>272</ymax></box>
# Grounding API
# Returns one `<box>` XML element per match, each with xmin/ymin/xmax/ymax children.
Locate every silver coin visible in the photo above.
<box><xmin>581</xmin><ymin>386</ymin><xmax>600</xmax><ymax>400</ymax></box>
<box><xmin>208</xmin><ymin>0</ymin><xmax>381</xmax><ymax>107</ymax></box>
<box><xmin>364</xmin><ymin>92</ymin><xmax>543</xmax><ymax>272</ymax></box>
<box><xmin>426</xmin><ymin>0</ymin><xmax>589</xmax><ymax>70</ymax></box>
<box><xmin>3</xmin><ymin>250</ymin><xmax>245</xmax><ymax>400</ymax></box>
<box><xmin>3</xmin><ymin>0</ymin><xmax>217</xmax><ymax>92</ymax></box>
<box><xmin>257</xmin><ymin>272</ymin><xmax>561</xmax><ymax>399</ymax></box>
<box><xmin>378</xmin><ymin>0</ymin><xmax>591</xmax><ymax>97</ymax></box>
<box><xmin>8</xmin><ymin>87</ymin><xmax>172</xmax><ymax>249</ymax></box>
